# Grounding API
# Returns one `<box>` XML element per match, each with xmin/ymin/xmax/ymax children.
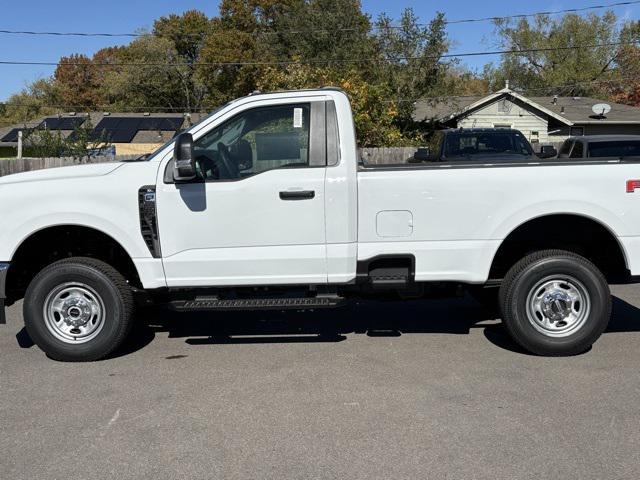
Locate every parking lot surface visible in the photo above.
<box><xmin>2</xmin><ymin>285</ymin><xmax>640</xmax><ymax>480</ymax></box>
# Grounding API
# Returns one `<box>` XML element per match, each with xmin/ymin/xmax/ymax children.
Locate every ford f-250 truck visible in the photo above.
<box><xmin>1</xmin><ymin>88</ymin><xmax>639</xmax><ymax>361</ymax></box>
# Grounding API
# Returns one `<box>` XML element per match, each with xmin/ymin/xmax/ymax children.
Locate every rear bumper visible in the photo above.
<box><xmin>0</xmin><ymin>262</ymin><xmax>8</xmax><ymax>325</ymax></box>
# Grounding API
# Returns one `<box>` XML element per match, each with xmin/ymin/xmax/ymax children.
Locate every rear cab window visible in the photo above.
<box><xmin>588</xmin><ymin>141</ymin><xmax>640</xmax><ymax>158</ymax></box>
<box><xmin>443</xmin><ymin>131</ymin><xmax>533</xmax><ymax>160</ymax></box>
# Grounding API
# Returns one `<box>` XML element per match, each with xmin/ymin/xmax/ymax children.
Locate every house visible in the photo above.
<box><xmin>414</xmin><ymin>86</ymin><xmax>640</xmax><ymax>149</ymax></box>
<box><xmin>0</xmin><ymin>112</ymin><xmax>206</xmax><ymax>157</ymax></box>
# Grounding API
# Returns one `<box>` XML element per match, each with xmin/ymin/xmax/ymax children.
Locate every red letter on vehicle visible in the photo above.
<box><xmin>627</xmin><ymin>180</ymin><xmax>640</xmax><ymax>193</ymax></box>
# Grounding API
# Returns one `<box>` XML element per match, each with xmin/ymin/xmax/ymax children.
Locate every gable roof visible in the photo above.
<box><xmin>414</xmin><ymin>88</ymin><xmax>640</xmax><ymax>126</ymax></box>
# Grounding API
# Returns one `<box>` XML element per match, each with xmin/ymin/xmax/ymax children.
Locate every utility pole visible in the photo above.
<box><xmin>17</xmin><ymin>130</ymin><xmax>23</xmax><ymax>159</ymax></box>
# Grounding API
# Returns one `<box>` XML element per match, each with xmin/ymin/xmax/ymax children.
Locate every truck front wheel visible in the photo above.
<box><xmin>23</xmin><ymin>257</ymin><xmax>134</xmax><ymax>362</ymax></box>
<box><xmin>499</xmin><ymin>250</ymin><xmax>611</xmax><ymax>356</ymax></box>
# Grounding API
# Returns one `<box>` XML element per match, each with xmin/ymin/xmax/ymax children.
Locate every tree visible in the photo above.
<box><xmin>374</xmin><ymin>10</ymin><xmax>450</xmax><ymax>134</ymax></box>
<box><xmin>0</xmin><ymin>79</ymin><xmax>58</xmax><ymax>128</ymax></box>
<box><xmin>54</xmin><ymin>54</ymin><xmax>104</xmax><ymax>108</ymax></box>
<box><xmin>23</xmin><ymin>120</ymin><xmax>108</xmax><ymax>159</ymax></box>
<box><xmin>257</xmin><ymin>63</ymin><xmax>406</xmax><ymax>146</ymax></box>
<box><xmin>101</xmin><ymin>35</ymin><xmax>196</xmax><ymax>112</ymax></box>
<box><xmin>154</xmin><ymin>10</ymin><xmax>212</xmax><ymax>110</ymax></box>
<box><xmin>485</xmin><ymin>12</ymin><xmax>623</xmax><ymax>96</ymax></box>
<box><xmin>266</xmin><ymin>0</ymin><xmax>376</xmax><ymax>71</ymax></box>
<box><xmin>607</xmin><ymin>21</ymin><xmax>640</xmax><ymax>105</ymax></box>
<box><xmin>196</xmin><ymin>0</ymin><xmax>296</xmax><ymax>106</ymax></box>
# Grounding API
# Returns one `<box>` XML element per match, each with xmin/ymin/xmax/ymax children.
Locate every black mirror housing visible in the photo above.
<box><xmin>539</xmin><ymin>145</ymin><xmax>558</xmax><ymax>159</ymax></box>
<box><xmin>173</xmin><ymin>132</ymin><xmax>196</xmax><ymax>181</ymax></box>
<box><xmin>410</xmin><ymin>147</ymin><xmax>432</xmax><ymax>163</ymax></box>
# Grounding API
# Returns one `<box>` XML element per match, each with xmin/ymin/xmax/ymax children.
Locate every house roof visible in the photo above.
<box><xmin>414</xmin><ymin>88</ymin><xmax>640</xmax><ymax>126</ymax></box>
<box><xmin>0</xmin><ymin>112</ymin><xmax>207</xmax><ymax>146</ymax></box>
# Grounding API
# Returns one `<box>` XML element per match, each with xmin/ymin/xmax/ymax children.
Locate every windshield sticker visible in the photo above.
<box><xmin>293</xmin><ymin>108</ymin><xmax>303</xmax><ymax>128</ymax></box>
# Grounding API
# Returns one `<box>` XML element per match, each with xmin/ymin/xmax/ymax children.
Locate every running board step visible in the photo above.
<box><xmin>170</xmin><ymin>295</ymin><xmax>346</xmax><ymax>312</ymax></box>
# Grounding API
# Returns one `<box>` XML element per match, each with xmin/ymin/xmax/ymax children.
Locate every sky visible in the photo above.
<box><xmin>0</xmin><ymin>0</ymin><xmax>637</xmax><ymax>101</ymax></box>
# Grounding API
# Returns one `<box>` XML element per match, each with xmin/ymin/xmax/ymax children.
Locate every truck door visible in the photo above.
<box><xmin>156</xmin><ymin>100</ymin><xmax>328</xmax><ymax>287</ymax></box>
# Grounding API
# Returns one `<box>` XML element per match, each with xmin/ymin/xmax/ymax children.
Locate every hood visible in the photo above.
<box><xmin>0</xmin><ymin>162</ymin><xmax>124</xmax><ymax>186</ymax></box>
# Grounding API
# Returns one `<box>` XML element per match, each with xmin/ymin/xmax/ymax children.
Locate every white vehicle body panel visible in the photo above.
<box><xmin>357</xmin><ymin>164</ymin><xmax>640</xmax><ymax>282</ymax></box>
<box><xmin>0</xmin><ymin>162</ymin><xmax>167</xmax><ymax>289</ymax></box>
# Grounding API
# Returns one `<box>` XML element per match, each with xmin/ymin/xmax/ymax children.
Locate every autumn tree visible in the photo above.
<box><xmin>54</xmin><ymin>54</ymin><xmax>104</xmax><ymax>108</ymax></box>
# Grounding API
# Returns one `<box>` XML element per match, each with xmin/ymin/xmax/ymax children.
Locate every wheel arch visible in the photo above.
<box><xmin>5</xmin><ymin>224</ymin><xmax>143</xmax><ymax>304</ymax></box>
<box><xmin>489</xmin><ymin>213</ymin><xmax>629</xmax><ymax>282</ymax></box>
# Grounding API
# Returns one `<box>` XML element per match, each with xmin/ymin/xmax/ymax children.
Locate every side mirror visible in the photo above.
<box><xmin>411</xmin><ymin>147</ymin><xmax>432</xmax><ymax>163</ymax></box>
<box><xmin>173</xmin><ymin>132</ymin><xmax>196</xmax><ymax>181</ymax></box>
<box><xmin>539</xmin><ymin>145</ymin><xmax>558</xmax><ymax>159</ymax></box>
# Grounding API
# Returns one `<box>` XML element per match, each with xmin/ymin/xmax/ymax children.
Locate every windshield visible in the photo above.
<box><xmin>444</xmin><ymin>131</ymin><xmax>533</xmax><ymax>158</ymax></box>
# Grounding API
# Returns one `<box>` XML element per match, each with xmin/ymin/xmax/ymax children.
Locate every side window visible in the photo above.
<box><xmin>570</xmin><ymin>141</ymin><xmax>584</xmax><ymax>158</ymax></box>
<box><xmin>193</xmin><ymin>104</ymin><xmax>311</xmax><ymax>181</ymax></box>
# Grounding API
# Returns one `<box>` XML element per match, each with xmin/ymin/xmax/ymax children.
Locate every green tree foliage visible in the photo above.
<box><xmin>375</xmin><ymin>10</ymin><xmax>449</xmax><ymax>134</ymax></box>
<box><xmin>0</xmin><ymin>79</ymin><xmax>58</xmax><ymax>127</ymax></box>
<box><xmin>23</xmin><ymin>120</ymin><xmax>109</xmax><ymax>159</ymax></box>
<box><xmin>101</xmin><ymin>35</ymin><xmax>199</xmax><ymax>112</ymax></box>
<box><xmin>485</xmin><ymin>12</ymin><xmax>633</xmax><ymax>96</ymax></box>
<box><xmin>257</xmin><ymin>63</ymin><xmax>406</xmax><ymax>146</ymax></box>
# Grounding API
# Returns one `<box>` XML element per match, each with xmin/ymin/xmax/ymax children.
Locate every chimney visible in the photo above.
<box><xmin>505</xmin><ymin>79</ymin><xmax>510</xmax><ymax>90</ymax></box>
<box><xmin>552</xmin><ymin>95</ymin><xmax>558</xmax><ymax>105</ymax></box>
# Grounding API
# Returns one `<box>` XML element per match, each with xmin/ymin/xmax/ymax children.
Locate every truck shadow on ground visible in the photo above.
<box><xmin>111</xmin><ymin>294</ymin><xmax>640</xmax><ymax>358</ymax></box>
<box><xmin>15</xmin><ymin>295</ymin><xmax>640</xmax><ymax>359</ymax></box>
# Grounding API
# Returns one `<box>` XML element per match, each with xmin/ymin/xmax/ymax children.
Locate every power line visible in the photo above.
<box><xmin>0</xmin><ymin>40</ymin><xmax>636</xmax><ymax>69</ymax></box>
<box><xmin>0</xmin><ymin>0</ymin><xmax>637</xmax><ymax>39</ymax></box>
<box><xmin>444</xmin><ymin>0</ymin><xmax>640</xmax><ymax>24</ymax></box>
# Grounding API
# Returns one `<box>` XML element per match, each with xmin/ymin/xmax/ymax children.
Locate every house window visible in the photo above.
<box><xmin>570</xmin><ymin>127</ymin><xmax>584</xmax><ymax>136</ymax></box>
<box><xmin>530</xmin><ymin>131</ymin><xmax>539</xmax><ymax>144</ymax></box>
<box><xmin>493</xmin><ymin>124</ymin><xmax>512</xmax><ymax>129</ymax></box>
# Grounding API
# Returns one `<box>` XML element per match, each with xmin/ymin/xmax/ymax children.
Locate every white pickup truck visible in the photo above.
<box><xmin>1</xmin><ymin>88</ymin><xmax>639</xmax><ymax>361</ymax></box>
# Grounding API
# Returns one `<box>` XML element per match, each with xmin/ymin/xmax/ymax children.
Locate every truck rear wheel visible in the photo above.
<box><xmin>499</xmin><ymin>250</ymin><xmax>611</xmax><ymax>356</ymax></box>
<box><xmin>23</xmin><ymin>257</ymin><xmax>134</xmax><ymax>362</ymax></box>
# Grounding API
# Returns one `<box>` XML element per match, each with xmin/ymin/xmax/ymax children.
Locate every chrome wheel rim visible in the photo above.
<box><xmin>525</xmin><ymin>276</ymin><xmax>591</xmax><ymax>338</ymax></box>
<box><xmin>43</xmin><ymin>283</ymin><xmax>105</xmax><ymax>344</ymax></box>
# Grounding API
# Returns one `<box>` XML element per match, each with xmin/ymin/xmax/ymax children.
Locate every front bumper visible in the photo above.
<box><xmin>0</xmin><ymin>262</ymin><xmax>8</xmax><ymax>325</ymax></box>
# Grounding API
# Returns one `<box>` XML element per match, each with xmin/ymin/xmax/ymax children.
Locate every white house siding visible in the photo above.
<box><xmin>455</xmin><ymin>98</ymin><xmax>550</xmax><ymax>147</ymax></box>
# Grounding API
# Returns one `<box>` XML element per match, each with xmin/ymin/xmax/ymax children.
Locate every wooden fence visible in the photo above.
<box><xmin>0</xmin><ymin>148</ymin><xmax>416</xmax><ymax>177</ymax></box>
<box><xmin>0</xmin><ymin>155</ymin><xmax>139</xmax><ymax>177</ymax></box>
<box><xmin>359</xmin><ymin>147</ymin><xmax>418</xmax><ymax>165</ymax></box>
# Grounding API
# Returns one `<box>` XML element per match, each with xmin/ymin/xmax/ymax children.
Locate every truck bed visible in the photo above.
<box><xmin>356</xmin><ymin>159</ymin><xmax>640</xmax><ymax>283</ymax></box>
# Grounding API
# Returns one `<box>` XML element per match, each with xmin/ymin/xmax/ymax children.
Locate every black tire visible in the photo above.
<box><xmin>499</xmin><ymin>249</ymin><xmax>611</xmax><ymax>356</ymax></box>
<box><xmin>23</xmin><ymin>257</ymin><xmax>134</xmax><ymax>362</ymax></box>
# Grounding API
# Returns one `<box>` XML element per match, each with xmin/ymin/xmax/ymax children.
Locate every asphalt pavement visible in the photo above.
<box><xmin>1</xmin><ymin>285</ymin><xmax>640</xmax><ymax>480</ymax></box>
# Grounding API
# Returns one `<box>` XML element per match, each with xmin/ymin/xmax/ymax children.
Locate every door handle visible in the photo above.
<box><xmin>279</xmin><ymin>190</ymin><xmax>315</xmax><ymax>201</ymax></box>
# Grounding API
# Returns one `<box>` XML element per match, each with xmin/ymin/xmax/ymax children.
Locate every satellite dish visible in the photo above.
<box><xmin>592</xmin><ymin>103</ymin><xmax>612</xmax><ymax>117</ymax></box>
